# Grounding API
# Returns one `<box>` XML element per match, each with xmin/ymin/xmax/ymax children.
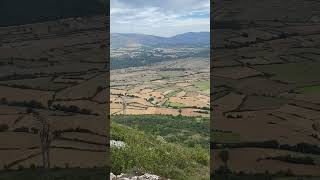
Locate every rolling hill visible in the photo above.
<box><xmin>111</xmin><ymin>32</ymin><xmax>210</xmax><ymax>48</ymax></box>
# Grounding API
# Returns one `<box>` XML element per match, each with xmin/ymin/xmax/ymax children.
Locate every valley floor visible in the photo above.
<box><xmin>110</xmin><ymin>58</ymin><xmax>210</xmax><ymax>117</ymax></box>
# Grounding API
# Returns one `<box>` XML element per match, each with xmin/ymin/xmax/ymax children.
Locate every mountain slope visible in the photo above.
<box><xmin>111</xmin><ymin>32</ymin><xmax>210</xmax><ymax>48</ymax></box>
<box><xmin>111</xmin><ymin>116</ymin><xmax>209</xmax><ymax>180</ymax></box>
<box><xmin>111</xmin><ymin>33</ymin><xmax>164</xmax><ymax>48</ymax></box>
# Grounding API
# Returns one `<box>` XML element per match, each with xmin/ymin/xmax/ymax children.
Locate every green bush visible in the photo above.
<box><xmin>111</xmin><ymin>122</ymin><xmax>209</xmax><ymax>180</ymax></box>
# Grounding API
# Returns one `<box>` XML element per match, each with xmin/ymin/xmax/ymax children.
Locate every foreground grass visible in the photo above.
<box><xmin>111</xmin><ymin>121</ymin><xmax>209</xmax><ymax>180</ymax></box>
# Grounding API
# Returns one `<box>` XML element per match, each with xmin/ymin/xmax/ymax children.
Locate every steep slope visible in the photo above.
<box><xmin>111</xmin><ymin>115</ymin><xmax>209</xmax><ymax>180</ymax></box>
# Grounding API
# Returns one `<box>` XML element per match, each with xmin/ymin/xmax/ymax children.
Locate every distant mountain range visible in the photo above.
<box><xmin>111</xmin><ymin>32</ymin><xmax>210</xmax><ymax>48</ymax></box>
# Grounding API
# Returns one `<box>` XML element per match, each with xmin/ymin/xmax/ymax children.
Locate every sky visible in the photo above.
<box><xmin>111</xmin><ymin>0</ymin><xmax>210</xmax><ymax>37</ymax></box>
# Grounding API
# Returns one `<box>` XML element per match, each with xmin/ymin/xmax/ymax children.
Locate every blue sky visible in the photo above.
<box><xmin>111</xmin><ymin>0</ymin><xmax>210</xmax><ymax>37</ymax></box>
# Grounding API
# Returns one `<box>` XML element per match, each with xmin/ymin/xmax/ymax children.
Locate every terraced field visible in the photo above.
<box><xmin>0</xmin><ymin>16</ymin><xmax>108</xmax><ymax>171</ymax></box>
<box><xmin>212</xmin><ymin>0</ymin><xmax>320</xmax><ymax>178</ymax></box>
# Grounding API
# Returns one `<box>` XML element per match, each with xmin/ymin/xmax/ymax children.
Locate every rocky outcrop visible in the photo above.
<box><xmin>110</xmin><ymin>173</ymin><xmax>168</xmax><ymax>180</ymax></box>
<box><xmin>110</xmin><ymin>140</ymin><xmax>126</xmax><ymax>148</ymax></box>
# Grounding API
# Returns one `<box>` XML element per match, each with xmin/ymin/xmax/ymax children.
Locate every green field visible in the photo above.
<box><xmin>163</xmin><ymin>100</ymin><xmax>186</xmax><ymax>108</ymax></box>
<box><xmin>211</xmin><ymin>130</ymin><xmax>241</xmax><ymax>144</ymax></box>
<box><xmin>164</xmin><ymin>89</ymin><xmax>182</xmax><ymax>98</ymax></box>
<box><xmin>296</xmin><ymin>85</ymin><xmax>320</xmax><ymax>94</ymax></box>
<box><xmin>194</xmin><ymin>81</ymin><xmax>210</xmax><ymax>94</ymax></box>
<box><xmin>255</xmin><ymin>63</ymin><xmax>320</xmax><ymax>84</ymax></box>
<box><xmin>159</xmin><ymin>71</ymin><xmax>184</xmax><ymax>79</ymax></box>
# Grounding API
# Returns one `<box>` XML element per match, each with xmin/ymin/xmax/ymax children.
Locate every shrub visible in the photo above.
<box><xmin>0</xmin><ymin>124</ymin><xmax>9</xmax><ymax>132</ymax></box>
<box><xmin>111</xmin><ymin>122</ymin><xmax>209</xmax><ymax>179</ymax></box>
<box><xmin>219</xmin><ymin>150</ymin><xmax>229</xmax><ymax>165</ymax></box>
<box><xmin>30</xmin><ymin>164</ymin><xmax>36</xmax><ymax>169</ymax></box>
<box><xmin>0</xmin><ymin>97</ymin><xmax>7</xmax><ymax>104</ymax></box>
<box><xmin>13</xmin><ymin>127</ymin><xmax>29</xmax><ymax>133</ymax></box>
<box><xmin>18</xmin><ymin>165</ymin><xmax>24</xmax><ymax>171</ymax></box>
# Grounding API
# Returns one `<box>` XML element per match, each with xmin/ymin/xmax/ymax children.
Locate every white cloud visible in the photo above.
<box><xmin>111</xmin><ymin>0</ymin><xmax>210</xmax><ymax>37</ymax></box>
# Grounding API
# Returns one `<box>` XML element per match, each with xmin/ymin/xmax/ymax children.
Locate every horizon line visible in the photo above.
<box><xmin>110</xmin><ymin>31</ymin><xmax>209</xmax><ymax>38</ymax></box>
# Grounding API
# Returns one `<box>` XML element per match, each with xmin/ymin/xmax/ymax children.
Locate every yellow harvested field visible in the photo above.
<box><xmin>60</xmin><ymin>132</ymin><xmax>107</xmax><ymax>144</ymax></box>
<box><xmin>145</xmin><ymin>107</ymin><xmax>179</xmax><ymax>116</ymax></box>
<box><xmin>176</xmin><ymin>82</ymin><xmax>192</xmax><ymax>87</ymax></box>
<box><xmin>176</xmin><ymin>91</ymin><xmax>186</xmax><ymax>97</ymax></box>
<box><xmin>0</xmin><ymin>114</ymin><xmax>21</xmax><ymax>127</ymax></box>
<box><xmin>111</xmin><ymin>89</ymin><xmax>127</xmax><ymax>95</ymax></box>
<box><xmin>92</xmin><ymin>89</ymin><xmax>107</xmax><ymax>103</ymax></box>
<box><xmin>149</xmin><ymin>91</ymin><xmax>165</xmax><ymax>99</ymax></box>
<box><xmin>213</xmin><ymin>148</ymin><xmax>320</xmax><ymax>176</ymax></box>
<box><xmin>0</xmin><ymin>149</ymin><xmax>40</xmax><ymax>169</ymax></box>
<box><xmin>53</xmin><ymin>100</ymin><xmax>105</xmax><ymax>115</ymax></box>
<box><xmin>48</xmin><ymin>116</ymin><xmax>106</xmax><ymax>135</ymax></box>
<box><xmin>139</xmin><ymin>88</ymin><xmax>154</xmax><ymax>94</ymax></box>
<box><xmin>11</xmin><ymin>149</ymin><xmax>106</xmax><ymax>169</ymax></box>
<box><xmin>169</xmin><ymin>96</ymin><xmax>209</xmax><ymax>108</ymax></box>
<box><xmin>0</xmin><ymin>132</ymin><xmax>40</xmax><ymax>149</ymax></box>
<box><xmin>51</xmin><ymin>139</ymin><xmax>106</xmax><ymax>151</ymax></box>
<box><xmin>0</xmin><ymin>105</ymin><xmax>26</xmax><ymax>114</ymax></box>
<box><xmin>111</xmin><ymin>108</ymin><xmax>122</xmax><ymax>115</ymax></box>
<box><xmin>0</xmin><ymin>86</ymin><xmax>54</xmax><ymax>108</ymax></box>
<box><xmin>126</xmin><ymin>98</ymin><xmax>153</xmax><ymax>106</ymax></box>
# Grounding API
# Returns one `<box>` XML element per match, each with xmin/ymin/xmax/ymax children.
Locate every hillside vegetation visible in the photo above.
<box><xmin>111</xmin><ymin>115</ymin><xmax>210</xmax><ymax>180</ymax></box>
<box><xmin>112</xmin><ymin>115</ymin><xmax>209</xmax><ymax>148</ymax></box>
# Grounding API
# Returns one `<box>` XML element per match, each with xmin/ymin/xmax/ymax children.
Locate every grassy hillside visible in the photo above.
<box><xmin>111</xmin><ymin>115</ymin><xmax>210</xmax><ymax>180</ymax></box>
<box><xmin>112</xmin><ymin>115</ymin><xmax>209</xmax><ymax>148</ymax></box>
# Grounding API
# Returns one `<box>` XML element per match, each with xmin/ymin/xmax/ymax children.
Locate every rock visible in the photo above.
<box><xmin>110</xmin><ymin>140</ymin><xmax>126</xmax><ymax>148</ymax></box>
<box><xmin>141</xmin><ymin>173</ymin><xmax>160</xmax><ymax>179</ymax></box>
<box><xmin>110</xmin><ymin>173</ymin><xmax>116</xmax><ymax>180</ymax></box>
<box><xmin>110</xmin><ymin>173</ymin><xmax>165</xmax><ymax>180</ymax></box>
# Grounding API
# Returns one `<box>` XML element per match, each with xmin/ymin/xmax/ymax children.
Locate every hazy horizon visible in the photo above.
<box><xmin>111</xmin><ymin>0</ymin><xmax>210</xmax><ymax>37</ymax></box>
<box><xmin>111</xmin><ymin>31</ymin><xmax>209</xmax><ymax>38</ymax></box>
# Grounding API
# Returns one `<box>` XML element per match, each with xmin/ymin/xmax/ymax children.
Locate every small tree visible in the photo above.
<box><xmin>0</xmin><ymin>124</ymin><xmax>9</xmax><ymax>132</ymax></box>
<box><xmin>148</xmin><ymin>97</ymin><xmax>154</xmax><ymax>102</ymax></box>
<box><xmin>29</xmin><ymin>109</ymin><xmax>52</xmax><ymax>169</ymax></box>
<box><xmin>219</xmin><ymin>150</ymin><xmax>229</xmax><ymax>167</ymax></box>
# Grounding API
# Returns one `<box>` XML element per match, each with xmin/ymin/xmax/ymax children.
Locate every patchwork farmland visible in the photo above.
<box><xmin>212</xmin><ymin>0</ymin><xmax>320</xmax><ymax>178</ymax></box>
<box><xmin>110</xmin><ymin>58</ymin><xmax>210</xmax><ymax>118</ymax></box>
<box><xmin>0</xmin><ymin>16</ymin><xmax>108</xmax><ymax>172</ymax></box>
